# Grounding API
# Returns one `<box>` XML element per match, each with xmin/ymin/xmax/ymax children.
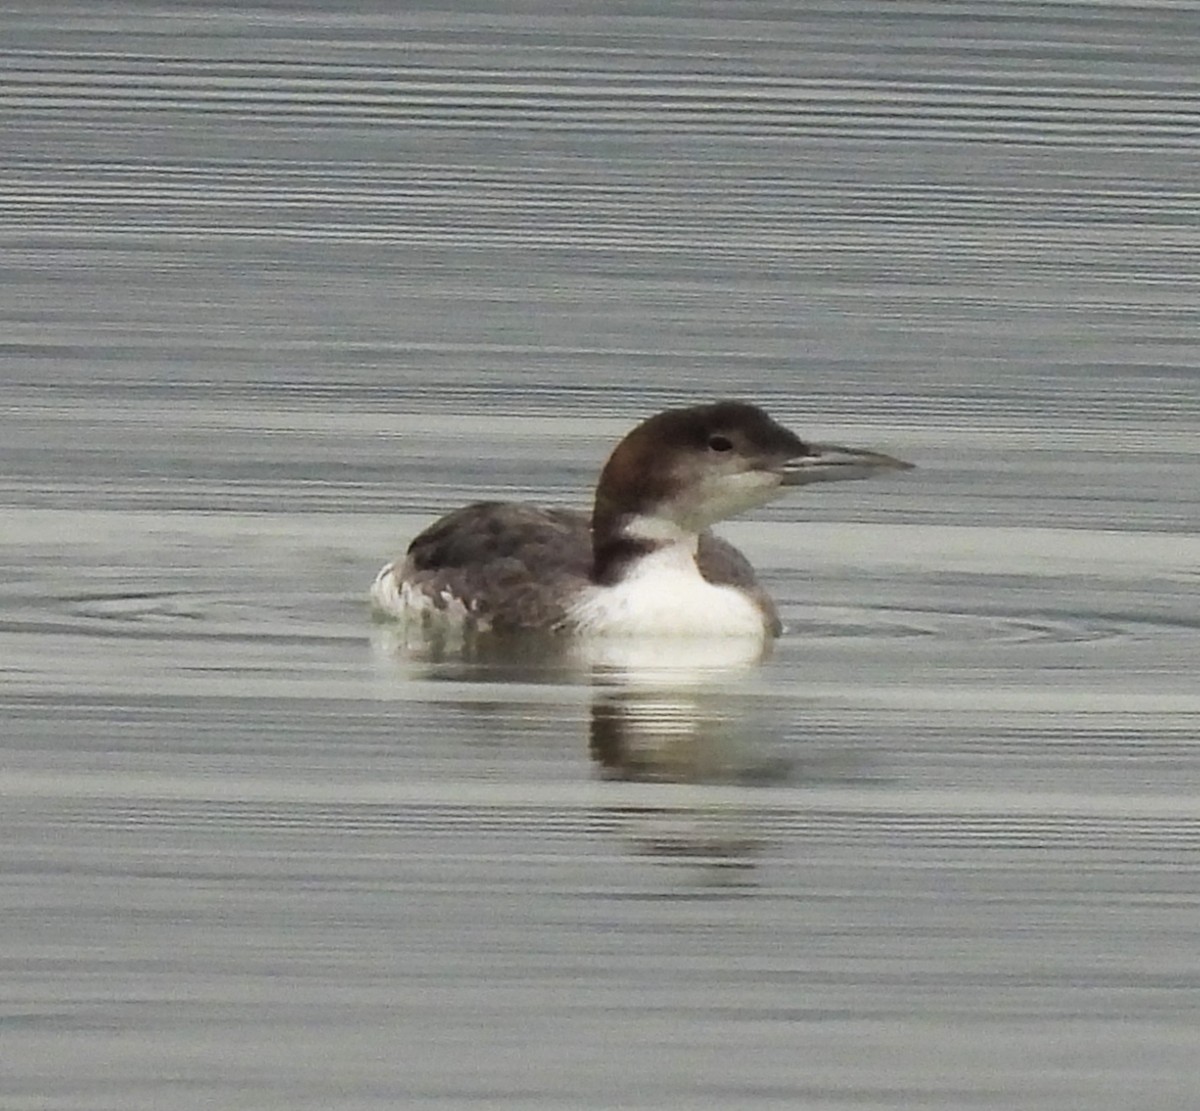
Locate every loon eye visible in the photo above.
<box><xmin>708</xmin><ymin>434</ymin><xmax>734</xmax><ymax>453</ymax></box>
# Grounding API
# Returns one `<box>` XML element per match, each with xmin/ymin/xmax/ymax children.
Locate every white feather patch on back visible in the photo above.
<box><xmin>370</xmin><ymin>563</ymin><xmax>477</xmax><ymax>627</ymax></box>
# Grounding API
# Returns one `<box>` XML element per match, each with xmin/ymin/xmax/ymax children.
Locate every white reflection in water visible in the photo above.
<box><xmin>373</xmin><ymin>623</ymin><xmax>816</xmax><ymax>877</ymax></box>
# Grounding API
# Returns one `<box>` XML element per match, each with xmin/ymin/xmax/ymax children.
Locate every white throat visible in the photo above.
<box><xmin>618</xmin><ymin>512</ymin><xmax>698</xmax><ymax>547</ymax></box>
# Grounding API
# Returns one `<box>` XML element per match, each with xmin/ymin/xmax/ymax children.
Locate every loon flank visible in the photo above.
<box><xmin>371</xmin><ymin>400</ymin><xmax>912</xmax><ymax>640</ymax></box>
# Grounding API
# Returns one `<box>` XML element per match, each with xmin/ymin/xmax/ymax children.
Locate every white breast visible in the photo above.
<box><xmin>567</xmin><ymin>542</ymin><xmax>769</xmax><ymax>640</ymax></box>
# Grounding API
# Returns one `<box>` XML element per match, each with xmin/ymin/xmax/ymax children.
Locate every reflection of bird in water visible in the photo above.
<box><xmin>589</xmin><ymin>689</ymin><xmax>781</xmax><ymax>880</ymax></box>
<box><xmin>588</xmin><ymin>690</ymin><xmax>792</xmax><ymax>785</ymax></box>
<box><xmin>372</xmin><ymin>400</ymin><xmax>911</xmax><ymax>645</ymax></box>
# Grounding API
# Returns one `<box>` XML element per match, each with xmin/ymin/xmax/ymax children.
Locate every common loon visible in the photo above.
<box><xmin>371</xmin><ymin>400</ymin><xmax>912</xmax><ymax>641</ymax></box>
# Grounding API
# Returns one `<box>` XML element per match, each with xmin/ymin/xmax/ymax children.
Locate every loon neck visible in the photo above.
<box><xmin>591</xmin><ymin>512</ymin><xmax>699</xmax><ymax>586</ymax></box>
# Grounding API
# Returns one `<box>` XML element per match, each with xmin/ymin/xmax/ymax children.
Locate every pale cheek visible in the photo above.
<box><xmin>699</xmin><ymin>472</ymin><xmax>782</xmax><ymax>518</ymax></box>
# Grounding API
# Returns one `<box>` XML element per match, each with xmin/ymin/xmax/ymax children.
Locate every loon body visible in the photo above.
<box><xmin>371</xmin><ymin>401</ymin><xmax>911</xmax><ymax>641</ymax></box>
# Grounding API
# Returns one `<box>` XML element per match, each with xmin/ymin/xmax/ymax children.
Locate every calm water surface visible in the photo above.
<box><xmin>2</xmin><ymin>3</ymin><xmax>1199</xmax><ymax>1108</ymax></box>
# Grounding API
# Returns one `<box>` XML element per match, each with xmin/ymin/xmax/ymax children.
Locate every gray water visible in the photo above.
<box><xmin>3</xmin><ymin>3</ymin><xmax>1200</xmax><ymax>1108</ymax></box>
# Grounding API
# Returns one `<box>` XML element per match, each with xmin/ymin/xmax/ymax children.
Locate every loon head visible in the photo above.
<box><xmin>591</xmin><ymin>400</ymin><xmax>912</xmax><ymax>560</ymax></box>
